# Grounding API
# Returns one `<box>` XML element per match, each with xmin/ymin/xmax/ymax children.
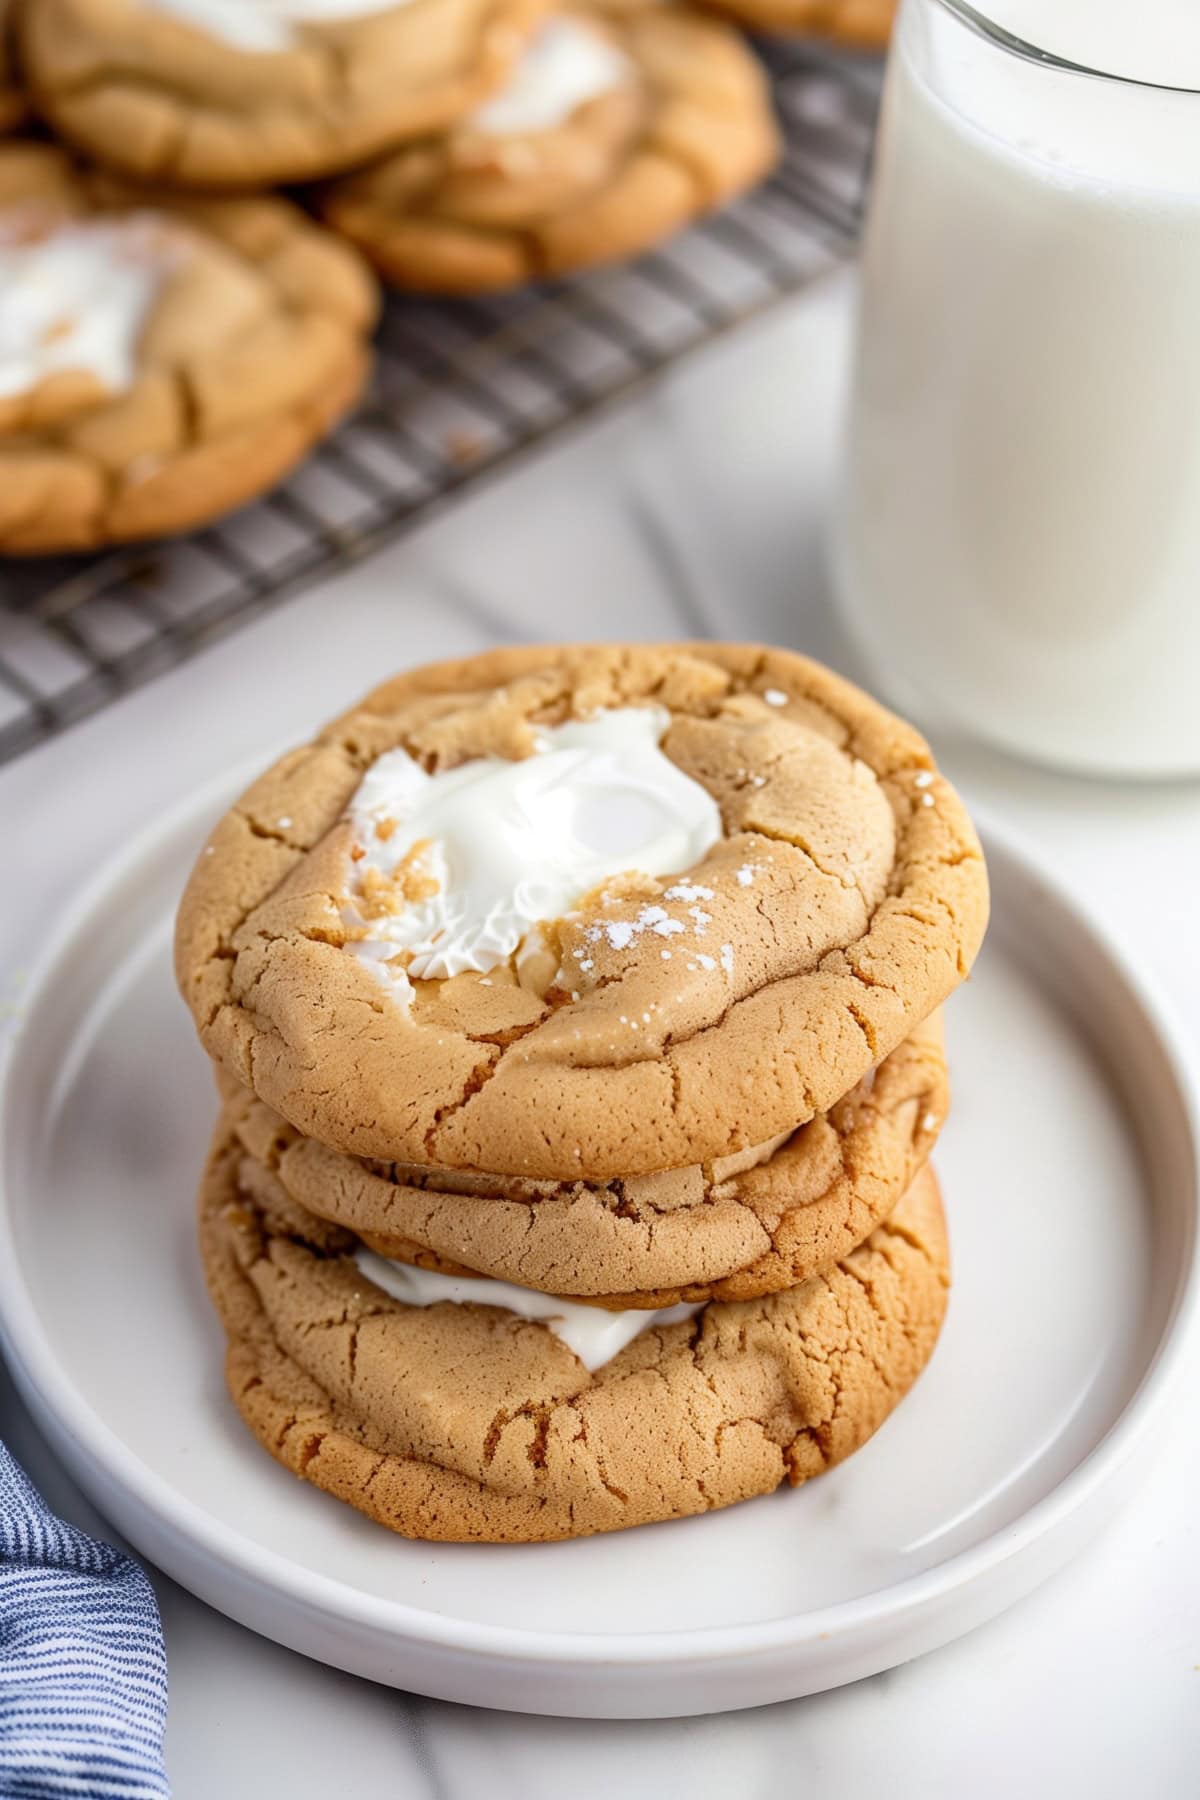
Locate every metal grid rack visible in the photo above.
<box><xmin>0</xmin><ymin>39</ymin><xmax>881</xmax><ymax>767</ymax></box>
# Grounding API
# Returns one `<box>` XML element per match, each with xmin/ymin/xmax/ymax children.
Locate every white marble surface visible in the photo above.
<box><xmin>2</xmin><ymin>273</ymin><xmax>1199</xmax><ymax>1794</ymax></box>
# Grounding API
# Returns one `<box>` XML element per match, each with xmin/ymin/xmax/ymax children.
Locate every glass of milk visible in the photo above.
<box><xmin>833</xmin><ymin>0</ymin><xmax>1200</xmax><ymax>778</ymax></box>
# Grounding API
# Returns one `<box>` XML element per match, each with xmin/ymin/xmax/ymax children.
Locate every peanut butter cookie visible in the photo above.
<box><xmin>0</xmin><ymin>143</ymin><xmax>376</xmax><ymax>552</ymax></box>
<box><xmin>704</xmin><ymin>0</ymin><xmax>893</xmax><ymax>48</ymax></box>
<box><xmin>200</xmin><ymin>1116</ymin><xmax>950</xmax><ymax>1541</ymax></box>
<box><xmin>316</xmin><ymin>8</ymin><xmax>780</xmax><ymax>293</ymax></box>
<box><xmin>176</xmin><ymin>644</ymin><xmax>988</xmax><ymax>1178</ymax></box>
<box><xmin>18</xmin><ymin>0</ymin><xmax>549</xmax><ymax>187</ymax></box>
<box><xmin>222</xmin><ymin>1011</ymin><xmax>948</xmax><ymax>1306</ymax></box>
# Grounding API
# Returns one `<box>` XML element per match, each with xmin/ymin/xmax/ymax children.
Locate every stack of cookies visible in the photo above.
<box><xmin>0</xmin><ymin>0</ymin><xmax>889</xmax><ymax>552</ymax></box>
<box><xmin>176</xmin><ymin>642</ymin><xmax>988</xmax><ymax>1542</ymax></box>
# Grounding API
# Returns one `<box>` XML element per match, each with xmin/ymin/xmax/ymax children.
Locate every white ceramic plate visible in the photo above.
<box><xmin>0</xmin><ymin>789</ymin><xmax>1195</xmax><ymax>1719</ymax></box>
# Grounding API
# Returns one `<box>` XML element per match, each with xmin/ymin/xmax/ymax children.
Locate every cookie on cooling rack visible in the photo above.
<box><xmin>701</xmin><ymin>0</ymin><xmax>894</xmax><ymax>47</ymax></box>
<box><xmin>0</xmin><ymin>142</ymin><xmax>377</xmax><ymax>554</ymax></box>
<box><xmin>316</xmin><ymin>8</ymin><xmax>781</xmax><ymax>293</ymax></box>
<box><xmin>222</xmin><ymin>1010</ymin><xmax>949</xmax><ymax>1307</ymax></box>
<box><xmin>200</xmin><ymin>1117</ymin><xmax>950</xmax><ymax>1542</ymax></box>
<box><xmin>175</xmin><ymin>642</ymin><xmax>988</xmax><ymax>1177</ymax></box>
<box><xmin>17</xmin><ymin>0</ymin><xmax>550</xmax><ymax>187</ymax></box>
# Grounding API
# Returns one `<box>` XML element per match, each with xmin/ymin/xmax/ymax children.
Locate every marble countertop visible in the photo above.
<box><xmin>2</xmin><ymin>273</ymin><xmax>1198</xmax><ymax>1796</ymax></box>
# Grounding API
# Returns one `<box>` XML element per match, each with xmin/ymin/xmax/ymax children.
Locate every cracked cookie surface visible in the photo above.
<box><xmin>199</xmin><ymin>1118</ymin><xmax>950</xmax><ymax>1542</ymax></box>
<box><xmin>0</xmin><ymin>142</ymin><xmax>376</xmax><ymax>552</ymax></box>
<box><xmin>19</xmin><ymin>0</ymin><xmax>550</xmax><ymax>188</ymax></box>
<box><xmin>177</xmin><ymin>644</ymin><xmax>988</xmax><ymax>1178</ymax></box>
<box><xmin>222</xmin><ymin>1010</ymin><xmax>948</xmax><ymax>1306</ymax></box>
<box><xmin>315</xmin><ymin>7</ymin><xmax>780</xmax><ymax>293</ymax></box>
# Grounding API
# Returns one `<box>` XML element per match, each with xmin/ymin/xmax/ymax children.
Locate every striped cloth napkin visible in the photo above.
<box><xmin>0</xmin><ymin>1441</ymin><xmax>169</xmax><ymax>1798</ymax></box>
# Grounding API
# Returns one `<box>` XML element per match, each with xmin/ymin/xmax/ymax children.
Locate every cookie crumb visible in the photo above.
<box><xmin>359</xmin><ymin>865</ymin><xmax>403</xmax><ymax>918</ymax></box>
<box><xmin>392</xmin><ymin>838</ymin><xmax>440</xmax><ymax>901</ymax></box>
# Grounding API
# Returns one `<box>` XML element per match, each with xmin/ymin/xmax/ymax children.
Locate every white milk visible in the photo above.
<box><xmin>835</xmin><ymin>0</ymin><xmax>1200</xmax><ymax>776</ymax></box>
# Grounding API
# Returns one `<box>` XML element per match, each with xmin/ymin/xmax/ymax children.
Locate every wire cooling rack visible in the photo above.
<box><xmin>0</xmin><ymin>38</ymin><xmax>881</xmax><ymax>767</ymax></box>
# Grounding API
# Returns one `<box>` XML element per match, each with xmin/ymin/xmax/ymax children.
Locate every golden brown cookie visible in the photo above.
<box><xmin>223</xmin><ymin>1010</ymin><xmax>948</xmax><ymax>1306</ymax></box>
<box><xmin>580</xmin><ymin>0</ymin><xmax>892</xmax><ymax>45</ymax></box>
<box><xmin>702</xmin><ymin>0</ymin><xmax>893</xmax><ymax>48</ymax></box>
<box><xmin>0</xmin><ymin>142</ymin><xmax>377</xmax><ymax>553</ymax></box>
<box><xmin>0</xmin><ymin>2</ymin><xmax>28</xmax><ymax>133</ymax></box>
<box><xmin>200</xmin><ymin>1117</ymin><xmax>950</xmax><ymax>1542</ymax></box>
<box><xmin>18</xmin><ymin>0</ymin><xmax>549</xmax><ymax>188</ymax></box>
<box><xmin>316</xmin><ymin>8</ymin><xmax>781</xmax><ymax>294</ymax></box>
<box><xmin>176</xmin><ymin>644</ymin><xmax>988</xmax><ymax>1179</ymax></box>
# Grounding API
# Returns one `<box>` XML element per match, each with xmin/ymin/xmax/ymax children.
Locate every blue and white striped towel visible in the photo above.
<box><xmin>0</xmin><ymin>1441</ymin><xmax>169</xmax><ymax>1798</ymax></box>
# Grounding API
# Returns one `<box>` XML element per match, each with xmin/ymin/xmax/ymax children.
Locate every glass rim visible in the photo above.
<box><xmin>932</xmin><ymin>0</ymin><xmax>1200</xmax><ymax>95</ymax></box>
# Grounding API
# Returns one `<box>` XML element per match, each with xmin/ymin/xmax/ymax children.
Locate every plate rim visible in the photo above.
<box><xmin>0</xmin><ymin>780</ymin><xmax>1197</xmax><ymax>1671</ymax></box>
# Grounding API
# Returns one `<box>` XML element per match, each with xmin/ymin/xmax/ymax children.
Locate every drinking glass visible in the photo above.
<box><xmin>833</xmin><ymin>0</ymin><xmax>1200</xmax><ymax>777</ymax></box>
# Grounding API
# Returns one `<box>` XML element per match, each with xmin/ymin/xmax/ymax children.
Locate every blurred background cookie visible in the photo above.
<box><xmin>17</xmin><ymin>0</ymin><xmax>551</xmax><ymax>187</ymax></box>
<box><xmin>0</xmin><ymin>143</ymin><xmax>378</xmax><ymax>552</ymax></box>
<box><xmin>701</xmin><ymin>0</ymin><xmax>894</xmax><ymax>48</ymax></box>
<box><xmin>0</xmin><ymin>0</ymin><xmax>28</xmax><ymax>133</ymax></box>
<box><xmin>316</xmin><ymin>7</ymin><xmax>781</xmax><ymax>293</ymax></box>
